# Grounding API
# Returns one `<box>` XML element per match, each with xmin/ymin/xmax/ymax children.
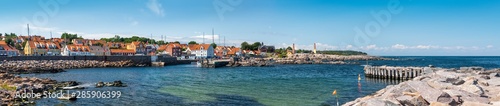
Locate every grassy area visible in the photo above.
<box><xmin>0</xmin><ymin>83</ymin><xmax>17</xmax><ymax>91</ymax></box>
<box><xmin>317</xmin><ymin>50</ymin><xmax>367</xmax><ymax>55</ymax></box>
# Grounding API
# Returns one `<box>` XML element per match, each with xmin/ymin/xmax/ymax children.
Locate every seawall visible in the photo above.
<box><xmin>0</xmin><ymin>56</ymin><xmax>194</xmax><ymax>73</ymax></box>
<box><xmin>0</xmin><ymin>56</ymin><xmax>152</xmax><ymax>65</ymax></box>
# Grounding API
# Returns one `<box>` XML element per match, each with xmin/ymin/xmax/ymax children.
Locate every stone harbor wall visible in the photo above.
<box><xmin>0</xmin><ymin>56</ymin><xmax>190</xmax><ymax>73</ymax></box>
<box><xmin>156</xmin><ymin>56</ymin><xmax>196</xmax><ymax>65</ymax></box>
<box><xmin>343</xmin><ymin>68</ymin><xmax>500</xmax><ymax>106</ymax></box>
<box><xmin>0</xmin><ymin>56</ymin><xmax>152</xmax><ymax>65</ymax></box>
<box><xmin>0</xmin><ymin>60</ymin><xmax>134</xmax><ymax>73</ymax></box>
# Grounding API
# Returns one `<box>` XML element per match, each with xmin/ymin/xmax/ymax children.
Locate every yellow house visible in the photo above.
<box><xmin>24</xmin><ymin>41</ymin><xmax>61</xmax><ymax>56</ymax></box>
<box><xmin>126</xmin><ymin>41</ymin><xmax>145</xmax><ymax>55</ymax></box>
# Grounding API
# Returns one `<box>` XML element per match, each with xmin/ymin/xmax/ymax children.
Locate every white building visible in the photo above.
<box><xmin>61</xmin><ymin>45</ymin><xmax>93</xmax><ymax>56</ymax></box>
<box><xmin>188</xmin><ymin>44</ymin><xmax>214</xmax><ymax>58</ymax></box>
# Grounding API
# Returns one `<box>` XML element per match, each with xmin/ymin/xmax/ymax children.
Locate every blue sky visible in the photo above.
<box><xmin>1</xmin><ymin>0</ymin><xmax>499</xmax><ymax>56</ymax></box>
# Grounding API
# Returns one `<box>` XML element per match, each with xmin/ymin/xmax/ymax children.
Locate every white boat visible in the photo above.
<box><xmin>196</xmin><ymin>61</ymin><xmax>202</xmax><ymax>67</ymax></box>
<box><xmin>61</xmin><ymin>86</ymin><xmax>85</xmax><ymax>90</ymax></box>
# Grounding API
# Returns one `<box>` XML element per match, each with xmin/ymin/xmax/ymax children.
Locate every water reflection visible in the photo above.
<box><xmin>364</xmin><ymin>77</ymin><xmax>406</xmax><ymax>85</ymax></box>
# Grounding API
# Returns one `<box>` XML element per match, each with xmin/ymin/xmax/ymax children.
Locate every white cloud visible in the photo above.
<box><xmin>147</xmin><ymin>0</ymin><xmax>165</xmax><ymax>17</ymax></box>
<box><xmin>189</xmin><ymin>34</ymin><xmax>219</xmax><ymax>40</ymax></box>
<box><xmin>365</xmin><ymin>44</ymin><xmax>377</xmax><ymax>50</ymax></box>
<box><xmin>22</xmin><ymin>24</ymin><xmax>58</xmax><ymax>32</ymax></box>
<box><xmin>391</xmin><ymin>44</ymin><xmax>408</xmax><ymax>49</ymax></box>
<box><xmin>282</xmin><ymin>43</ymin><xmax>338</xmax><ymax>50</ymax></box>
<box><xmin>346</xmin><ymin>45</ymin><xmax>354</xmax><ymax>50</ymax></box>
<box><xmin>414</xmin><ymin>45</ymin><xmax>431</xmax><ymax>49</ymax></box>
<box><xmin>487</xmin><ymin>45</ymin><xmax>494</xmax><ymax>48</ymax></box>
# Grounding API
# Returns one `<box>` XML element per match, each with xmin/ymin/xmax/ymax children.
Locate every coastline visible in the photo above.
<box><xmin>2</xmin><ymin>58</ymin><xmax>500</xmax><ymax>105</ymax></box>
<box><xmin>225</xmin><ymin>54</ymin><xmax>389</xmax><ymax>67</ymax></box>
<box><xmin>0</xmin><ymin>58</ymin><xmax>187</xmax><ymax>105</ymax></box>
<box><xmin>343</xmin><ymin>68</ymin><xmax>500</xmax><ymax>106</ymax></box>
<box><xmin>0</xmin><ymin>60</ymin><xmax>136</xmax><ymax>74</ymax></box>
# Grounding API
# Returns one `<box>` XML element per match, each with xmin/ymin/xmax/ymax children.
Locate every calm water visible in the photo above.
<box><xmin>21</xmin><ymin>56</ymin><xmax>500</xmax><ymax>106</ymax></box>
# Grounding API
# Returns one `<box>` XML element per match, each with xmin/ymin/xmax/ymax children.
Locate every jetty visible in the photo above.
<box><xmin>364</xmin><ymin>65</ymin><xmax>435</xmax><ymax>80</ymax></box>
<box><xmin>198</xmin><ymin>59</ymin><xmax>230</xmax><ymax>68</ymax></box>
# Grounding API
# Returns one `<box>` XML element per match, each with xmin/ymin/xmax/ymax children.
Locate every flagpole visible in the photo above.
<box><xmin>336</xmin><ymin>95</ymin><xmax>339</xmax><ymax>106</ymax></box>
<box><xmin>332</xmin><ymin>89</ymin><xmax>338</xmax><ymax>106</ymax></box>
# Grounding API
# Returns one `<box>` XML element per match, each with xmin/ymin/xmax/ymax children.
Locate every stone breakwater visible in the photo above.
<box><xmin>225</xmin><ymin>54</ymin><xmax>388</xmax><ymax>67</ymax></box>
<box><xmin>275</xmin><ymin>54</ymin><xmax>389</xmax><ymax>64</ymax></box>
<box><xmin>227</xmin><ymin>57</ymin><xmax>275</xmax><ymax>67</ymax></box>
<box><xmin>0</xmin><ymin>60</ymin><xmax>137</xmax><ymax>73</ymax></box>
<box><xmin>344</xmin><ymin>68</ymin><xmax>500</xmax><ymax>106</ymax></box>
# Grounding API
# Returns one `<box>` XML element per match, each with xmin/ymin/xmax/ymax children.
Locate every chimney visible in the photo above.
<box><xmin>292</xmin><ymin>43</ymin><xmax>295</xmax><ymax>54</ymax></box>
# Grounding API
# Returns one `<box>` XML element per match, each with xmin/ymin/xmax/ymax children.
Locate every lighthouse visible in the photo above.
<box><xmin>313</xmin><ymin>43</ymin><xmax>317</xmax><ymax>54</ymax></box>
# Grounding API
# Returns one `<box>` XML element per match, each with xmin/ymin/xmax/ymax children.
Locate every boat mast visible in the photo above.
<box><xmin>212</xmin><ymin>28</ymin><xmax>215</xmax><ymax>44</ymax></box>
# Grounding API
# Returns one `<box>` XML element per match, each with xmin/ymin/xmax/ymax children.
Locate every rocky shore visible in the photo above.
<box><xmin>275</xmin><ymin>54</ymin><xmax>388</xmax><ymax>65</ymax></box>
<box><xmin>226</xmin><ymin>57</ymin><xmax>275</xmax><ymax>67</ymax></box>
<box><xmin>0</xmin><ymin>60</ymin><xmax>140</xmax><ymax>74</ymax></box>
<box><xmin>226</xmin><ymin>54</ymin><xmax>388</xmax><ymax>67</ymax></box>
<box><xmin>344</xmin><ymin>68</ymin><xmax>500</xmax><ymax>106</ymax></box>
<box><xmin>0</xmin><ymin>73</ymin><xmax>76</xmax><ymax>105</ymax></box>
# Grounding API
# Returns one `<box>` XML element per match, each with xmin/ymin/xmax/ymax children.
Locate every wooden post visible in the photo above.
<box><xmin>398</xmin><ymin>69</ymin><xmax>402</xmax><ymax>80</ymax></box>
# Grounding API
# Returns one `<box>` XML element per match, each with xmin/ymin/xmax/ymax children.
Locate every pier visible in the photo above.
<box><xmin>364</xmin><ymin>65</ymin><xmax>433</xmax><ymax>80</ymax></box>
<box><xmin>198</xmin><ymin>59</ymin><xmax>230</xmax><ymax>68</ymax></box>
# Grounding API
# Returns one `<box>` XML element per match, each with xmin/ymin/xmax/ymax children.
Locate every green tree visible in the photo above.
<box><xmin>297</xmin><ymin>49</ymin><xmax>303</xmax><ymax>53</ymax></box>
<box><xmin>15</xmin><ymin>44</ymin><xmax>22</xmax><ymax>50</ymax></box>
<box><xmin>157</xmin><ymin>40</ymin><xmax>166</xmax><ymax>45</ymax></box>
<box><xmin>174</xmin><ymin>41</ymin><xmax>180</xmax><ymax>44</ymax></box>
<box><xmin>22</xmin><ymin>41</ymin><xmax>27</xmax><ymax>48</ymax></box>
<box><xmin>188</xmin><ymin>41</ymin><xmax>198</xmax><ymax>45</ymax></box>
<box><xmin>61</xmin><ymin>32</ymin><xmax>79</xmax><ymax>42</ymax></box>
<box><xmin>251</xmin><ymin>42</ymin><xmax>262</xmax><ymax>50</ymax></box>
<box><xmin>210</xmin><ymin>43</ymin><xmax>217</xmax><ymax>49</ymax></box>
<box><xmin>5</xmin><ymin>39</ymin><xmax>13</xmax><ymax>47</ymax></box>
<box><xmin>8</xmin><ymin>33</ymin><xmax>17</xmax><ymax>37</ymax></box>
<box><xmin>241</xmin><ymin>42</ymin><xmax>249</xmax><ymax>50</ymax></box>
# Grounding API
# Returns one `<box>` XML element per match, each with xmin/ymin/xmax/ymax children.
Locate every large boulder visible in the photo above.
<box><xmin>459</xmin><ymin>85</ymin><xmax>485</xmax><ymax>96</ymax></box>
<box><xmin>490</xmin><ymin>73</ymin><xmax>499</xmax><ymax>77</ymax></box>
<box><xmin>396</xmin><ymin>95</ymin><xmax>428</xmax><ymax>106</ymax></box>
<box><xmin>436</xmin><ymin>93</ymin><xmax>457</xmax><ymax>106</ymax></box>
<box><xmin>405</xmin><ymin>81</ymin><xmax>455</xmax><ymax>104</ymax></box>
<box><xmin>427</xmin><ymin>79</ymin><xmax>454</xmax><ymax>89</ymax></box>
<box><xmin>96</xmin><ymin>81</ymin><xmax>104</xmax><ymax>87</ymax></box>
<box><xmin>491</xmin><ymin>101</ymin><xmax>500</xmax><ymax>106</ymax></box>
<box><xmin>461</xmin><ymin>101</ymin><xmax>492</xmax><ymax>106</ymax></box>
<box><xmin>360</xmin><ymin>99</ymin><xmax>399</xmax><ymax>106</ymax></box>
<box><xmin>442</xmin><ymin>89</ymin><xmax>490</xmax><ymax>104</ymax></box>
<box><xmin>429</xmin><ymin>102</ymin><xmax>449</xmax><ymax>106</ymax></box>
